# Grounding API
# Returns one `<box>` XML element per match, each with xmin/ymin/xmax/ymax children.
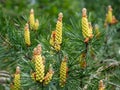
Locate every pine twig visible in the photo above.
<box><xmin>83</xmin><ymin>59</ymin><xmax>120</xmax><ymax>90</ymax></box>
<box><xmin>0</xmin><ymin>71</ymin><xmax>11</xmax><ymax>84</ymax></box>
<box><xmin>0</xmin><ymin>33</ymin><xmax>12</xmax><ymax>47</ymax></box>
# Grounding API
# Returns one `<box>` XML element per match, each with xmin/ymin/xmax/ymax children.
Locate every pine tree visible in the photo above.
<box><xmin>0</xmin><ymin>2</ymin><xmax>120</xmax><ymax>90</ymax></box>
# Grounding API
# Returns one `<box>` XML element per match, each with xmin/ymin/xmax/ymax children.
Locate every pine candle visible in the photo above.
<box><xmin>24</xmin><ymin>23</ymin><xmax>31</xmax><ymax>46</ymax></box>
<box><xmin>60</xmin><ymin>56</ymin><xmax>68</xmax><ymax>87</ymax></box>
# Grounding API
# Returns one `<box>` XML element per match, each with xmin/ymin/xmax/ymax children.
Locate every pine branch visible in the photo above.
<box><xmin>0</xmin><ymin>33</ymin><xmax>12</xmax><ymax>47</ymax></box>
<box><xmin>0</xmin><ymin>71</ymin><xmax>11</xmax><ymax>84</ymax></box>
<box><xmin>83</xmin><ymin>59</ymin><xmax>120</xmax><ymax>90</ymax></box>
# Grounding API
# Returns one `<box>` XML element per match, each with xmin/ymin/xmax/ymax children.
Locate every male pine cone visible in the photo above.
<box><xmin>34</xmin><ymin>44</ymin><xmax>45</xmax><ymax>82</ymax></box>
<box><xmin>43</xmin><ymin>65</ymin><xmax>54</xmax><ymax>85</ymax></box>
<box><xmin>107</xmin><ymin>5</ymin><xmax>113</xmax><ymax>24</ymax></box>
<box><xmin>55</xmin><ymin>12</ymin><xmax>63</xmax><ymax>45</ymax></box>
<box><xmin>59</xmin><ymin>56</ymin><xmax>68</xmax><ymax>87</ymax></box>
<box><xmin>99</xmin><ymin>80</ymin><xmax>105</xmax><ymax>90</ymax></box>
<box><xmin>49</xmin><ymin>30</ymin><xmax>60</xmax><ymax>51</ymax></box>
<box><xmin>104</xmin><ymin>5</ymin><xmax>118</xmax><ymax>26</ymax></box>
<box><xmin>24</xmin><ymin>23</ymin><xmax>31</xmax><ymax>46</ymax></box>
<box><xmin>31</xmin><ymin>72</ymin><xmax>36</xmax><ymax>81</ymax></box>
<box><xmin>79</xmin><ymin>53</ymin><xmax>87</xmax><ymax>69</ymax></box>
<box><xmin>49</xmin><ymin>12</ymin><xmax>63</xmax><ymax>51</ymax></box>
<box><xmin>50</xmin><ymin>31</ymin><xmax>56</xmax><ymax>47</ymax></box>
<box><xmin>81</xmin><ymin>8</ymin><xmax>90</xmax><ymax>39</ymax></box>
<box><xmin>13</xmin><ymin>66</ymin><xmax>21</xmax><ymax>90</ymax></box>
<box><xmin>54</xmin><ymin>12</ymin><xmax>63</xmax><ymax>51</ymax></box>
<box><xmin>29</xmin><ymin>9</ymin><xmax>35</xmax><ymax>29</ymax></box>
<box><xmin>81</xmin><ymin>8</ymin><xmax>93</xmax><ymax>42</ymax></box>
<box><xmin>34</xmin><ymin>19</ymin><xmax>39</xmax><ymax>30</ymax></box>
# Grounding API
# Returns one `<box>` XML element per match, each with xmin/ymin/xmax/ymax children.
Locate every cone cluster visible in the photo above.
<box><xmin>29</xmin><ymin>9</ymin><xmax>39</xmax><ymax>30</ymax></box>
<box><xmin>104</xmin><ymin>5</ymin><xmax>118</xmax><ymax>26</ymax></box>
<box><xmin>81</xmin><ymin>8</ymin><xmax>93</xmax><ymax>43</ymax></box>
<box><xmin>24</xmin><ymin>9</ymin><xmax>40</xmax><ymax>46</ymax></box>
<box><xmin>33</xmin><ymin>44</ymin><xmax>45</xmax><ymax>82</ymax></box>
<box><xmin>18</xmin><ymin>5</ymin><xmax>119</xmax><ymax>88</ymax></box>
<box><xmin>31</xmin><ymin>44</ymin><xmax>54</xmax><ymax>85</ymax></box>
<box><xmin>50</xmin><ymin>12</ymin><xmax>63</xmax><ymax>51</ymax></box>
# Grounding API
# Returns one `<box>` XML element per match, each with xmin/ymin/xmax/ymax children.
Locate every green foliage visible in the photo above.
<box><xmin>0</xmin><ymin>0</ymin><xmax>120</xmax><ymax>90</ymax></box>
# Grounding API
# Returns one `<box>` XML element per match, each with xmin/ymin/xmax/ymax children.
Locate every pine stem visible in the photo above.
<box><xmin>104</xmin><ymin>24</ymin><xmax>113</xmax><ymax>58</ymax></box>
<box><xmin>104</xmin><ymin>25</ymin><xmax>109</xmax><ymax>58</ymax></box>
<box><xmin>57</xmin><ymin>51</ymin><xmax>62</xmax><ymax>63</ymax></box>
<box><xmin>85</xmin><ymin>42</ymin><xmax>89</xmax><ymax>58</ymax></box>
<box><xmin>80</xmin><ymin>42</ymin><xmax>89</xmax><ymax>88</ymax></box>
<box><xmin>42</xmin><ymin>83</ymin><xmax>44</xmax><ymax>90</ymax></box>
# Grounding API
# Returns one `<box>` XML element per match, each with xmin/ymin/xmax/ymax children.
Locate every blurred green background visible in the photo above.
<box><xmin>1</xmin><ymin>0</ymin><xmax>120</xmax><ymax>20</ymax></box>
<box><xmin>1</xmin><ymin>0</ymin><xmax>120</xmax><ymax>36</ymax></box>
<box><xmin>0</xmin><ymin>0</ymin><xmax>120</xmax><ymax>18</ymax></box>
